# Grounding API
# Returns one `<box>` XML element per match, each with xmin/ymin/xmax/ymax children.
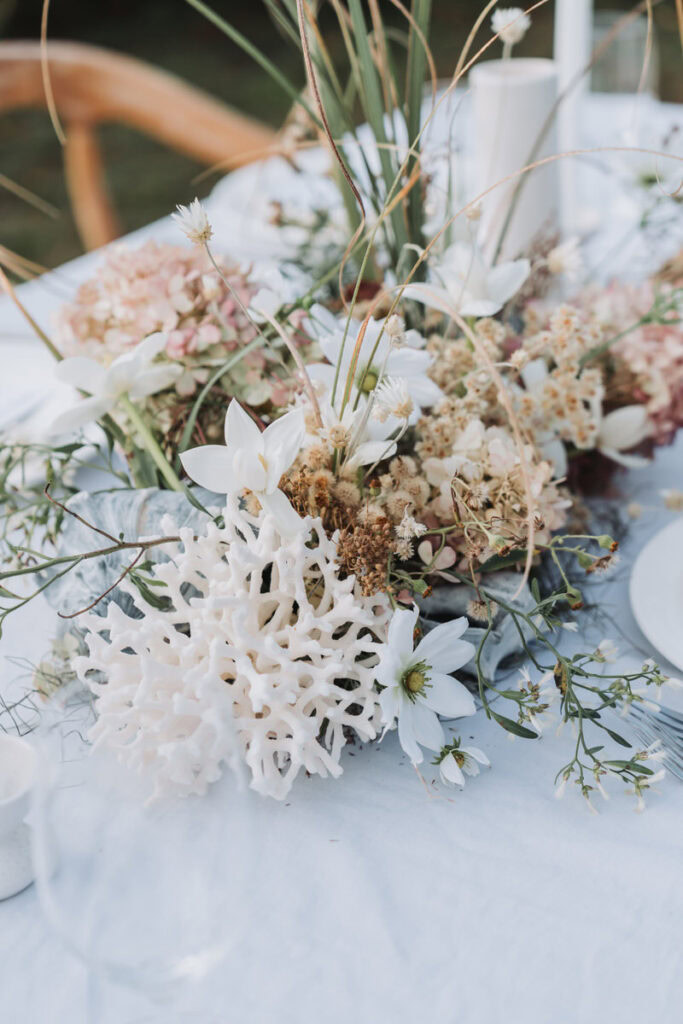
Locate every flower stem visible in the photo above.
<box><xmin>119</xmin><ymin>396</ymin><xmax>184</xmax><ymax>492</ymax></box>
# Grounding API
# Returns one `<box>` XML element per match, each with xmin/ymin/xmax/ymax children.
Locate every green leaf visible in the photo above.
<box><xmin>129</xmin><ymin>572</ymin><xmax>172</xmax><ymax>612</ymax></box>
<box><xmin>491</xmin><ymin>711</ymin><xmax>539</xmax><ymax>740</ymax></box>
<box><xmin>604</xmin><ymin>727</ymin><xmax>632</xmax><ymax>749</ymax></box>
<box><xmin>479</xmin><ymin>548</ymin><xmax>528</xmax><ymax>572</ymax></box>
<box><xmin>605</xmin><ymin>760</ymin><xmax>654</xmax><ymax>776</ymax></box>
<box><xmin>182</xmin><ymin>0</ymin><xmax>320</xmax><ymax>127</ymax></box>
<box><xmin>346</xmin><ymin>0</ymin><xmax>408</xmax><ymax>256</ymax></box>
<box><xmin>404</xmin><ymin>0</ymin><xmax>431</xmax><ymax>249</ymax></box>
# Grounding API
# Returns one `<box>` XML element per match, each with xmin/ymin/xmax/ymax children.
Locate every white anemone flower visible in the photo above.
<box><xmin>180</xmin><ymin>400</ymin><xmax>305</xmax><ymax>534</ymax></box>
<box><xmin>376</xmin><ymin>605</ymin><xmax>476</xmax><ymax>765</ymax></box>
<box><xmin>52</xmin><ymin>332</ymin><xmax>181</xmax><ymax>434</ymax></box>
<box><xmin>305</xmin><ymin>305</ymin><xmax>443</xmax><ymax>412</ymax></box>
<box><xmin>403</xmin><ymin>243</ymin><xmax>530</xmax><ymax>320</ymax></box>
<box><xmin>597</xmin><ymin>405</ymin><xmax>651</xmax><ymax>467</ymax></box>
<box><xmin>438</xmin><ymin>743</ymin><xmax>490</xmax><ymax>788</ymax></box>
<box><xmin>492</xmin><ymin>7</ymin><xmax>531</xmax><ymax>48</ymax></box>
<box><xmin>171</xmin><ymin>197</ymin><xmax>213</xmax><ymax>246</ymax></box>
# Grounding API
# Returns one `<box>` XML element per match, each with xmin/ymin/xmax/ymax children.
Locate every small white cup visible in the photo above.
<box><xmin>0</xmin><ymin>734</ymin><xmax>37</xmax><ymax>900</ymax></box>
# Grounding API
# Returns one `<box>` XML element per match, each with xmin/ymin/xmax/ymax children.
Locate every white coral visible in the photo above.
<box><xmin>76</xmin><ymin>498</ymin><xmax>390</xmax><ymax>800</ymax></box>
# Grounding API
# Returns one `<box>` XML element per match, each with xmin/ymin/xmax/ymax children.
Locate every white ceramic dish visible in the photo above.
<box><xmin>629</xmin><ymin>518</ymin><xmax>683</xmax><ymax>673</ymax></box>
<box><xmin>0</xmin><ymin>735</ymin><xmax>37</xmax><ymax>900</ymax></box>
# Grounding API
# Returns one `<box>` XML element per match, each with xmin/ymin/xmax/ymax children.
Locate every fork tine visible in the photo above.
<box><xmin>629</xmin><ymin>721</ymin><xmax>683</xmax><ymax>781</ymax></box>
<box><xmin>628</xmin><ymin>701</ymin><xmax>683</xmax><ymax>736</ymax></box>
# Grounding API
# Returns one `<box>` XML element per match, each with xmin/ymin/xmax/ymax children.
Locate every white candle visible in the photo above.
<box><xmin>471</xmin><ymin>58</ymin><xmax>560</xmax><ymax>260</ymax></box>
<box><xmin>554</xmin><ymin>0</ymin><xmax>593</xmax><ymax>232</ymax></box>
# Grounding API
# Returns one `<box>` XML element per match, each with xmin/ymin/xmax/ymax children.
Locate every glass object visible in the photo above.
<box><xmin>592</xmin><ymin>10</ymin><xmax>660</xmax><ymax>96</ymax></box>
<box><xmin>31</xmin><ymin>682</ymin><xmax>256</xmax><ymax>1023</ymax></box>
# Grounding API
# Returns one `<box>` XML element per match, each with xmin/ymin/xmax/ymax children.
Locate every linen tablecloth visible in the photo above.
<box><xmin>1</xmin><ymin>93</ymin><xmax>682</xmax><ymax>1023</ymax></box>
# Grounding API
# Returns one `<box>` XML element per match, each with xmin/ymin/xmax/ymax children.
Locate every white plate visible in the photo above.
<box><xmin>630</xmin><ymin>517</ymin><xmax>683</xmax><ymax>672</ymax></box>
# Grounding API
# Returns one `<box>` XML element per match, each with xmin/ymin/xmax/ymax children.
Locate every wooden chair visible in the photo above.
<box><xmin>0</xmin><ymin>40</ymin><xmax>278</xmax><ymax>251</ymax></box>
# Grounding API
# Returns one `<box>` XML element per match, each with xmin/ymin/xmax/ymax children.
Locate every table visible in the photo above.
<box><xmin>1</xmin><ymin>93</ymin><xmax>682</xmax><ymax>1024</ymax></box>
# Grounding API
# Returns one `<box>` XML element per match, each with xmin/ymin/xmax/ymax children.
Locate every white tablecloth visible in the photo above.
<box><xmin>1</xmin><ymin>93</ymin><xmax>683</xmax><ymax>1023</ymax></box>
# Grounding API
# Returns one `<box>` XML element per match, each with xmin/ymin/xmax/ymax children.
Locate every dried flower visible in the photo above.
<box><xmin>492</xmin><ymin>7</ymin><xmax>531</xmax><ymax>48</ymax></box>
<box><xmin>547</xmin><ymin>237</ymin><xmax>583</xmax><ymax>281</ymax></box>
<box><xmin>372</xmin><ymin>377</ymin><xmax>415</xmax><ymax>422</ymax></box>
<box><xmin>172</xmin><ymin>197</ymin><xmax>213</xmax><ymax>246</ymax></box>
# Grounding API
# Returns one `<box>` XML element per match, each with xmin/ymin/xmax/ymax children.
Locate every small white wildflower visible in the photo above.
<box><xmin>583</xmin><ymin>792</ymin><xmax>599</xmax><ymax>814</ymax></box>
<box><xmin>547</xmin><ymin>237</ymin><xmax>583</xmax><ymax>281</ymax></box>
<box><xmin>643</xmin><ymin>740</ymin><xmax>667</xmax><ymax>764</ymax></box>
<box><xmin>661</xmin><ymin>489</ymin><xmax>683</xmax><ymax>511</ymax></box>
<box><xmin>172</xmin><ymin>197</ymin><xmax>213</xmax><ymax>246</ymax></box>
<box><xmin>438</xmin><ymin>743</ymin><xmax>490</xmax><ymax>788</ymax></box>
<box><xmin>594</xmin><ymin>778</ymin><xmax>610</xmax><ymax>801</ymax></box>
<box><xmin>372</xmin><ymin>377</ymin><xmax>415</xmax><ymax>423</ymax></box>
<box><xmin>561</xmin><ymin>620</ymin><xmax>579</xmax><ymax>633</ymax></box>
<box><xmin>595</xmin><ymin>638</ymin><xmax>618</xmax><ymax>663</ymax></box>
<box><xmin>396</xmin><ymin>509</ymin><xmax>428</xmax><ymax>542</ymax></box>
<box><xmin>627</xmin><ymin>502</ymin><xmax>643</xmax><ymax>520</ymax></box>
<box><xmin>554</xmin><ymin>776</ymin><xmax>569</xmax><ymax>799</ymax></box>
<box><xmin>492</xmin><ymin>7</ymin><xmax>531</xmax><ymax>48</ymax></box>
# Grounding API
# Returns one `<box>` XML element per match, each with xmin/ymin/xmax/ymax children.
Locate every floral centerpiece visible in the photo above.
<box><xmin>1</xmin><ymin>3</ymin><xmax>682</xmax><ymax>810</ymax></box>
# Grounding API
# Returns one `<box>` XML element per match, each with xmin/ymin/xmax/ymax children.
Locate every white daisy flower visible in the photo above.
<box><xmin>376</xmin><ymin>606</ymin><xmax>476</xmax><ymax>765</ymax></box>
<box><xmin>304</xmin><ymin>305</ymin><xmax>443</xmax><ymax>413</ymax></box>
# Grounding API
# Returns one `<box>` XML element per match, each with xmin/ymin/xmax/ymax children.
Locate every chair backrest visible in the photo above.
<box><xmin>0</xmin><ymin>40</ymin><xmax>278</xmax><ymax>251</ymax></box>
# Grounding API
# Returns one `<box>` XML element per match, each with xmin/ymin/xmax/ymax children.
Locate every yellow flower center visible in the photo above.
<box><xmin>359</xmin><ymin>369</ymin><xmax>379</xmax><ymax>393</ymax></box>
<box><xmin>404</xmin><ymin>668</ymin><xmax>427</xmax><ymax>694</ymax></box>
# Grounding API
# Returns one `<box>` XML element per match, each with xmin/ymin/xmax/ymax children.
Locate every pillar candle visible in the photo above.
<box><xmin>471</xmin><ymin>58</ymin><xmax>560</xmax><ymax>261</ymax></box>
<box><xmin>554</xmin><ymin>0</ymin><xmax>593</xmax><ymax>232</ymax></box>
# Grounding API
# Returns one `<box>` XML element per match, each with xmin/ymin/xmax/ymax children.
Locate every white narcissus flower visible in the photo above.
<box><xmin>492</xmin><ymin>7</ymin><xmax>531</xmax><ymax>48</ymax></box>
<box><xmin>172</xmin><ymin>197</ymin><xmax>213</xmax><ymax>246</ymax></box>
<box><xmin>597</xmin><ymin>405</ymin><xmax>651</xmax><ymax>467</ymax></box>
<box><xmin>180</xmin><ymin>400</ymin><xmax>305</xmax><ymax>534</ymax></box>
<box><xmin>437</xmin><ymin>742</ymin><xmax>490</xmax><ymax>788</ymax></box>
<box><xmin>403</xmin><ymin>243</ymin><xmax>530</xmax><ymax>320</ymax></box>
<box><xmin>305</xmin><ymin>305</ymin><xmax>443</xmax><ymax>412</ymax></box>
<box><xmin>376</xmin><ymin>605</ymin><xmax>476</xmax><ymax>765</ymax></box>
<box><xmin>52</xmin><ymin>332</ymin><xmax>181</xmax><ymax>434</ymax></box>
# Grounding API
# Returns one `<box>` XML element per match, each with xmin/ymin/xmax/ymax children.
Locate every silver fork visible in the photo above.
<box><xmin>626</xmin><ymin>703</ymin><xmax>683</xmax><ymax>781</ymax></box>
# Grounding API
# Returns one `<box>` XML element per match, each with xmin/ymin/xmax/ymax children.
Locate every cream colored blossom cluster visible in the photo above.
<box><xmin>513</xmin><ymin>305</ymin><xmax>605</xmax><ymax>450</ymax></box>
<box><xmin>419</xmin><ymin>418</ymin><xmax>569</xmax><ymax>564</ymax></box>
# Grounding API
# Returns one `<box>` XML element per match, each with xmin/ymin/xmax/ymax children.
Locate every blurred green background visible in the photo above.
<box><xmin>1</xmin><ymin>0</ymin><xmax>681</xmax><ymax>269</ymax></box>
